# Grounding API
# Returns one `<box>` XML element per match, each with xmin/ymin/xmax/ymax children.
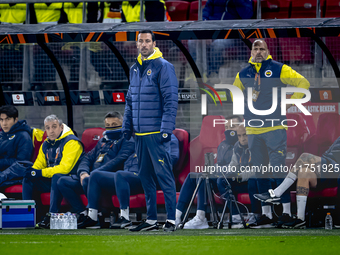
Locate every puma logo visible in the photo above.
<box><xmin>158</xmin><ymin>158</ymin><xmax>164</xmax><ymax>166</ymax></box>
<box><xmin>278</xmin><ymin>150</ymin><xmax>284</xmax><ymax>156</ymax></box>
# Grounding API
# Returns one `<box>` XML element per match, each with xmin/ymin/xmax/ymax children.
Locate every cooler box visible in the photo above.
<box><xmin>0</xmin><ymin>200</ymin><xmax>36</xmax><ymax>229</ymax></box>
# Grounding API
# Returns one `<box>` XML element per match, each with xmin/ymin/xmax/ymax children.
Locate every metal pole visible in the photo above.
<box><xmin>198</xmin><ymin>0</ymin><xmax>202</xmax><ymax>21</ymax></box>
<box><xmin>257</xmin><ymin>0</ymin><xmax>261</xmax><ymax>19</ymax></box>
<box><xmin>314</xmin><ymin>0</ymin><xmax>322</xmax><ymax>85</ymax></box>
<box><xmin>140</xmin><ymin>0</ymin><xmax>144</xmax><ymax>22</ymax></box>
<box><xmin>79</xmin><ymin>2</ymin><xmax>88</xmax><ymax>90</ymax></box>
<box><xmin>82</xmin><ymin>1</ymin><xmax>87</xmax><ymax>23</ymax></box>
<box><xmin>316</xmin><ymin>0</ymin><xmax>321</xmax><ymax>18</ymax></box>
<box><xmin>22</xmin><ymin>3</ymin><xmax>31</xmax><ymax>91</ymax></box>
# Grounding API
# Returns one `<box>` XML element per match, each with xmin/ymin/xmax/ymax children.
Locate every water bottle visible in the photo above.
<box><xmin>325</xmin><ymin>212</ymin><xmax>333</xmax><ymax>230</ymax></box>
<box><xmin>66</xmin><ymin>212</ymin><xmax>71</xmax><ymax>229</ymax></box>
<box><xmin>57</xmin><ymin>213</ymin><xmax>62</xmax><ymax>229</ymax></box>
<box><xmin>71</xmin><ymin>214</ymin><xmax>77</xmax><ymax>229</ymax></box>
<box><xmin>50</xmin><ymin>213</ymin><xmax>55</xmax><ymax>229</ymax></box>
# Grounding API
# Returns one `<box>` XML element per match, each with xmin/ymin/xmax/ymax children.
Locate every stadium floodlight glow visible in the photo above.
<box><xmin>201</xmin><ymin>84</ymin><xmax>312</xmax><ymax>116</ymax></box>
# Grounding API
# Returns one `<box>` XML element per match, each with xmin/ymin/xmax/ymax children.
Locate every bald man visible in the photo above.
<box><xmin>232</xmin><ymin>39</ymin><xmax>310</xmax><ymax>228</ymax></box>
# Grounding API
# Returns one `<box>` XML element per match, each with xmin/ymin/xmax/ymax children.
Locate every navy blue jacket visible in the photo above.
<box><xmin>0</xmin><ymin>120</ymin><xmax>33</xmax><ymax>171</ymax></box>
<box><xmin>123</xmin><ymin>135</ymin><xmax>180</xmax><ymax>174</ymax></box>
<box><xmin>232</xmin><ymin>141</ymin><xmax>250</xmax><ymax>167</ymax></box>
<box><xmin>217</xmin><ymin>131</ymin><xmax>237</xmax><ymax>166</ymax></box>
<box><xmin>239</xmin><ymin>58</ymin><xmax>286</xmax><ymax>127</ymax></box>
<box><xmin>203</xmin><ymin>0</ymin><xmax>253</xmax><ymax>20</ymax></box>
<box><xmin>77</xmin><ymin>136</ymin><xmax>135</xmax><ymax>176</ymax></box>
<box><xmin>323</xmin><ymin>136</ymin><xmax>340</xmax><ymax>165</ymax></box>
<box><xmin>123</xmin><ymin>48</ymin><xmax>178</xmax><ymax>135</ymax></box>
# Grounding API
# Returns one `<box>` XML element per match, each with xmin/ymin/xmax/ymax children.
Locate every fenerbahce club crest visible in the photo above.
<box><xmin>230</xmin><ymin>131</ymin><xmax>236</xmax><ymax>136</ymax></box>
<box><xmin>147</xmin><ymin>69</ymin><xmax>152</xmax><ymax>76</ymax></box>
<box><xmin>265</xmin><ymin>70</ymin><xmax>273</xmax><ymax>77</ymax></box>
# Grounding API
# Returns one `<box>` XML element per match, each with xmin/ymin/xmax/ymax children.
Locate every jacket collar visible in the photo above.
<box><xmin>137</xmin><ymin>47</ymin><xmax>163</xmax><ymax>65</ymax></box>
<box><xmin>248</xmin><ymin>55</ymin><xmax>273</xmax><ymax>73</ymax></box>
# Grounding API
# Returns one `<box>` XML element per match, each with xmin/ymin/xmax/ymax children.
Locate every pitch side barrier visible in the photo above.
<box><xmin>1</xmin><ymin>19</ymin><xmax>340</xmax><ymax>128</ymax></box>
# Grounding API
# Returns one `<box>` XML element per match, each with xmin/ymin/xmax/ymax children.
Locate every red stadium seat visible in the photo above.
<box><xmin>324</xmin><ymin>0</ymin><xmax>340</xmax><ymax>17</ymax></box>
<box><xmin>178</xmin><ymin>115</ymin><xmax>225</xmax><ymax>185</ymax></box>
<box><xmin>262</xmin><ymin>0</ymin><xmax>291</xmax><ymax>19</ymax></box>
<box><xmin>40</xmin><ymin>192</ymin><xmax>69</xmax><ymax>206</ymax></box>
<box><xmin>237</xmin><ymin>193</ymin><xmax>251</xmax><ymax>205</ymax></box>
<box><xmin>291</xmin><ymin>0</ymin><xmax>321</xmax><ymax>18</ymax></box>
<box><xmin>172</xmin><ymin>128</ymin><xmax>189</xmax><ymax>176</ymax></box>
<box><xmin>286</xmin><ymin>113</ymin><xmax>309</xmax><ymax>166</ymax></box>
<box><xmin>314</xmin><ymin>113</ymin><xmax>340</xmax><ymax>156</ymax></box>
<box><xmin>81</xmin><ymin>127</ymin><xmax>105</xmax><ymax>153</ymax></box>
<box><xmin>4</xmin><ymin>184</ymin><xmax>22</xmax><ymax>193</ymax></box>
<box><xmin>188</xmin><ymin>0</ymin><xmax>207</xmax><ymax>20</ymax></box>
<box><xmin>165</xmin><ymin>1</ymin><xmax>190</xmax><ymax>21</ymax></box>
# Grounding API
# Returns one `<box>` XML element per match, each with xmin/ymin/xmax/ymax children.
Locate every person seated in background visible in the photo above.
<box><xmin>78</xmin><ymin>135</ymin><xmax>179</xmax><ymax>229</ymax></box>
<box><xmin>56</xmin><ymin>112</ymin><xmax>134</xmax><ymax>227</ymax></box>
<box><xmin>254</xmin><ymin>137</ymin><xmax>340</xmax><ymax>229</ymax></box>
<box><xmin>175</xmin><ymin>116</ymin><xmax>242</xmax><ymax>229</ymax></box>
<box><xmin>0</xmin><ymin>105</ymin><xmax>33</xmax><ymax>187</ymax></box>
<box><xmin>22</xmin><ymin>114</ymin><xmax>84</xmax><ymax>228</ymax></box>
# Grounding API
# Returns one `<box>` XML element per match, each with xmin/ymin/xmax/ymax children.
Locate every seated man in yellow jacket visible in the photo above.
<box><xmin>22</xmin><ymin>114</ymin><xmax>84</xmax><ymax>228</ymax></box>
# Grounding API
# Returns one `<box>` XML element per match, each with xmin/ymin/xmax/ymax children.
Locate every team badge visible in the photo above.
<box><xmin>265</xmin><ymin>70</ymin><xmax>273</xmax><ymax>77</ymax></box>
<box><xmin>31</xmin><ymin>170</ymin><xmax>36</xmax><ymax>176</ymax></box>
<box><xmin>230</xmin><ymin>131</ymin><xmax>236</xmax><ymax>136</ymax></box>
<box><xmin>147</xmin><ymin>69</ymin><xmax>152</xmax><ymax>76</ymax></box>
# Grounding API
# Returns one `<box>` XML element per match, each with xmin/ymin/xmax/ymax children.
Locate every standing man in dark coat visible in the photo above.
<box><xmin>123</xmin><ymin>30</ymin><xmax>178</xmax><ymax>232</ymax></box>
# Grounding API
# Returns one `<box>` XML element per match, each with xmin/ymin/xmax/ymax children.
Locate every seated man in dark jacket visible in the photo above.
<box><xmin>58</xmin><ymin>112</ymin><xmax>134</xmax><ymax>227</ymax></box>
<box><xmin>78</xmin><ymin>135</ymin><xmax>179</xmax><ymax>229</ymax></box>
<box><xmin>175</xmin><ymin>116</ymin><xmax>241</xmax><ymax>229</ymax></box>
<box><xmin>0</xmin><ymin>105</ymin><xmax>33</xmax><ymax>187</ymax></box>
<box><xmin>23</xmin><ymin>114</ymin><xmax>84</xmax><ymax>228</ymax></box>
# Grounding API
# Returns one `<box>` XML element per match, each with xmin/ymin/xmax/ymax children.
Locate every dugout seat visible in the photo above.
<box><xmin>324</xmin><ymin>0</ymin><xmax>340</xmax><ymax>17</ymax></box>
<box><xmin>178</xmin><ymin>115</ymin><xmax>226</xmax><ymax>185</ymax></box>
<box><xmin>188</xmin><ymin>0</ymin><xmax>207</xmax><ymax>20</ymax></box>
<box><xmin>313</xmin><ymin>113</ymin><xmax>340</xmax><ymax>156</ymax></box>
<box><xmin>165</xmin><ymin>1</ymin><xmax>190</xmax><ymax>21</ymax></box>
<box><xmin>81</xmin><ymin>127</ymin><xmax>105</xmax><ymax>153</ymax></box>
<box><xmin>261</xmin><ymin>0</ymin><xmax>291</xmax><ymax>19</ymax></box>
<box><xmin>172</xmin><ymin>128</ymin><xmax>190</xmax><ymax>177</ymax></box>
<box><xmin>286</xmin><ymin>113</ymin><xmax>310</xmax><ymax>166</ymax></box>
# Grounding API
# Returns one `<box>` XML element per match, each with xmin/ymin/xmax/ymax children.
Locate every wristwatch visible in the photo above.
<box><xmin>162</xmin><ymin>133</ymin><xmax>168</xmax><ymax>139</ymax></box>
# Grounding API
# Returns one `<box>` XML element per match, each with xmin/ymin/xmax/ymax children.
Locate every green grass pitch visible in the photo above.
<box><xmin>1</xmin><ymin>229</ymin><xmax>340</xmax><ymax>255</ymax></box>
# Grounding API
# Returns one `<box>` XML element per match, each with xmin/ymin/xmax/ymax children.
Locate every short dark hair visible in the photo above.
<box><xmin>225</xmin><ymin>115</ymin><xmax>243</xmax><ymax>123</ymax></box>
<box><xmin>139</xmin><ymin>30</ymin><xmax>155</xmax><ymax>42</ymax></box>
<box><xmin>104</xmin><ymin>111</ymin><xmax>123</xmax><ymax>121</ymax></box>
<box><xmin>0</xmin><ymin>105</ymin><xmax>18</xmax><ymax>119</ymax></box>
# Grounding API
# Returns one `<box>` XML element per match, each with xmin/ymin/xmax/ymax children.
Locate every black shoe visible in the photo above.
<box><xmin>129</xmin><ymin>220</ymin><xmax>158</xmax><ymax>232</ymax></box>
<box><xmin>254</xmin><ymin>189</ymin><xmax>281</xmax><ymax>205</ymax></box>
<box><xmin>249</xmin><ymin>214</ymin><xmax>275</xmax><ymax>229</ymax></box>
<box><xmin>282</xmin><ymin>216</ymin><xmax>306</xmax><ymax>229</ymax></box>
<box><xmin>76</xmin><ymin>213</ymin><xmax>87</xmax><ymax>223</ymax></box>
<box><xmin>77</xmin><ymin>215</ymin><xmax>99</xmax><ymax>229</ymax></box>
<box><xmin>163</xmin><ymin>221</ymin><xmax>176</xmax><ymax>232</ymax></box>
<box><xmin>276</xmin><ymin>213</ymin><xmax>293</xmax><ymax>228</ymax></box>
<box><xmin>37</xmin><ymin>213</ymin><xmax>51</xmax><ymax>229</ymax></box>
<box><xmin>110</xmin><ymin>216</ymin><xmax>132</xmax><ymax>229</ymax></box>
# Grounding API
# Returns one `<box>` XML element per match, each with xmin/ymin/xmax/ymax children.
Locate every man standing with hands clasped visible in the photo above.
<box><xmin>232</xmin><ymin>39</ymin><xmax>310</xmax><ymax>228</ymax></box>
<box><xmin>123</xmin><ymin>30</ymin><xmax>178</xmax><ymax>232</ymax></box>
